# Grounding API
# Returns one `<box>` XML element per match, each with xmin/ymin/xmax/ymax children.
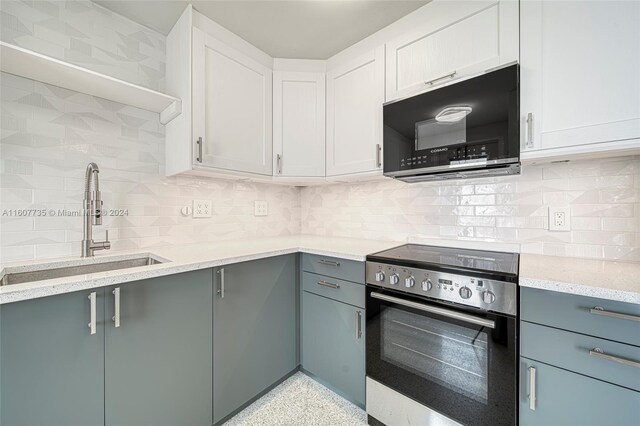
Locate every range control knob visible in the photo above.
<box><xmin>459</xmin><ymin>286</ymin><xmax>472</xmax><ymax>299</ymax></box>
<box><xmin>405</xmin><ymin>276</ymin><xmax>415</xmax><ymax>288</ymax></box>
<box><xmin>421</xmin><ymin>279</ymin><xmax>433</xmax><ymax>291</ymax></box>
<box><xmin>389</xmin><ymin>273</ymin><xmax>400</xmax><ymax>285</ymax></box>
<box><xmin>375</xmin><ymin>271</ymin><xmax>385</xmax><ymax>282</ymax></box>
<box><xmin>482</xmin><ymin>290</ymin><xmax>496</xmax><ymax>304</ymax></box>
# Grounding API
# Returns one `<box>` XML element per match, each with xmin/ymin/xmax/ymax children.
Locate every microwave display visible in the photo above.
<box><xmin>383</xmin><ymin>64</ymin><xmax>519</xmax><ymax>175</ymax></box>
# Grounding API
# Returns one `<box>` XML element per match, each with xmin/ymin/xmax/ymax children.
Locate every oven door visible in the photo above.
<box><xmin>366</xmin><ymin>286</ymin><xmax>516</xmax><ymax>426</ymax></box>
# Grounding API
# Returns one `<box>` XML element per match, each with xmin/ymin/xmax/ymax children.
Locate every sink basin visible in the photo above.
<box><xmin>0</xmin><ymin>255</ymin><xmax>165</xmax><ymax>286</ymax></box>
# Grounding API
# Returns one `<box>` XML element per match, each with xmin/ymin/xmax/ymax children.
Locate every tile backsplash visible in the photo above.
<box><xmin>1</xmin><ymin>0</ymin><xmax>165</xmax><ymax>91</ymax></box>
<box><xmin>301</xmin><ymin>157</ymin><xmax>640</xmax><ymax>261</ymax></box>
<box><xmin>1</xmin><ymin>0</ymin><xmax>638</xmax><ymax>264</ymax></box>
<box><xmin>0</xmin><ymin>0</ymin><xmax>299</xmax><ymax>263</ymax></box>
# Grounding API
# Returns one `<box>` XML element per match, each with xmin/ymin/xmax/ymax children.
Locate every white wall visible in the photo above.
<box><xmin>0</xmin><ymin>1</ymin><xmax>299</xmax><ymax>263</ymax></box>
<box><xmin>1</xmin><ymin>0</ymin><xmax>637</xmax><ymax>264</ymax></box>
<box><xmin>301</xmin><ymin>156</ymin><xmax>640</xmax><ymax>261</ymax></box>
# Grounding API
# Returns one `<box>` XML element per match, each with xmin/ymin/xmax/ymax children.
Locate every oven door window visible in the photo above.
<box><xmin>382</xmin><ymin>305</ymin><xmax>489</xmax><ymax>404</ymax></box>
<box><xmin>367</xmin><ymin>288</ymin><xmax>516</xmax><ymax>426</ymax></box>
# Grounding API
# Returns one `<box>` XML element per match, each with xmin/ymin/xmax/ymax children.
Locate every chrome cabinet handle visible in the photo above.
<box><xmin>376</xmin><ymin>144</ymin><xmax>382</xmax><ymax>168</ymax></box>
<box><xmin>277</xmin><ymin>154</ymin><xmax>282</xmax><ymax>175</ymax></box>
<box><xmin>528</xmin><ymin>366</ymin><xmax>536</xmax><ymax>411</ymax></box>
<box><xmin>317</xmin><ymin>280</ymin><xmax>340</xmax><ymax>289</ymax></box>
<box><xmin>195</xmin><ymin>137</ymin><xmax>203</xmax><ymax>163</ymax></box>
<box><xmin>355</xmin><ymin>310</ymin><xmax>362</xmax><ymax>339</ymax></box>
<box><xmin>88</xmin><ymin>292</ymin><xmax>96</xmax><ymax>335</ymax></box>
<box><xmin>371</xmin><ymin>292</ymin><xmax>495</xmax><ymax>329</ymax></box>
<box><xmin>317</xmin><ymin>259</ymin><xmax>340</xmax><ymax>267</ymax></box>
<box><xmin>112</xmin><ymin>287</ymin><xmax>120</xmax><ymax>328</ymax></box>
<box><xmin>424</xmin><ymin>71</ymin><xmax>456</xmax><ymax>86</ymax></box>
<box><xmin>217</xmin><ymin>268</ymin><xmax>225</xmax><ymax>299</ymax></box>
<box><xmin>590</xmin><ymin>306</ymin><xmax>640</xmax><ymax>322</ymax></box>
<box><xmin>525</xmin><ymin>113</ymin><xmax>533</xmax><ymax>148</ymax></box>
<box><xmin>589</xmin><ymin>348</ymin><xmax>640</xmax><ymax>369</ymax></box>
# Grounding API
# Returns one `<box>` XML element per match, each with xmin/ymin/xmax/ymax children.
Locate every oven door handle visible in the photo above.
<box><xmin>371</xmin><ymin>292</ymin><xmax>496</xmax><ymax>329</ymax></box>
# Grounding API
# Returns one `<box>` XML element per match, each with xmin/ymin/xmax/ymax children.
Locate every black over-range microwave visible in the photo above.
<box><xmin>383</xmin><ymin>64</ymin><xmax>520</xmax><ymax>182</ymax></box>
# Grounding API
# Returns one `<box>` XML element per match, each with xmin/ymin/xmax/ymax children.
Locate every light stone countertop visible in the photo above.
<box><xmin>2</xmin><ymin>236</ymin><xmax>638</xmax><ymax>305</ymax></box>
<box><xmin>519</xmin><ymin>253</ymin><xmax>640</xmax><ymax>304</ymax></box>
<box><xmin>0</xmin><ymin>235</ymin><xmax>402</xmax><ymax>304</ymax></box>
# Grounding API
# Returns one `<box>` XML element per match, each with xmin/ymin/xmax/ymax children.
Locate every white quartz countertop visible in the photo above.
<box><xmin>0</xmin><ymin>235</ymin><xmax>402</xmax><ymax>304</ymax></box>
<box><xmin>519</xmin><ymin>253</ymin><xmax>640</xmax><ymax>304</ymax></box>
<box><xmin>3</xmin><ymin>236</ymin><xmax>638</xmax><ymax>305</ymax></box>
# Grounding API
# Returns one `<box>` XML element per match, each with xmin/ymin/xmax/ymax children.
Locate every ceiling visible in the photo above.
<box><xmin>95</xmin><ymin>1</ymin><xmax>429</xmax><ymax>59</ymax></box>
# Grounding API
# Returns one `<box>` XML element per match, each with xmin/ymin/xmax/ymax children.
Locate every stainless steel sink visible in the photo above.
<box><xmin>0</xmin><ymin>255</ymin><xmax>164</xmax><ymax>286</ymax></box>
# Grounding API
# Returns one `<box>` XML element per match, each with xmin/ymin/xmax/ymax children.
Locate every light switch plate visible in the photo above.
<box><xmin>193</xmin><ymin>199</ymin><xmax>212</xmax><ymax>218</ymax></box>
<box><xmin>254</xmin><ymin>200</ymin><xmax>268</xmax><ymax>216</ymax></box>
<box><xmin>549</xmin><ymin>206</ymin><xmax>571</xmax><ymax>231</ymax></box>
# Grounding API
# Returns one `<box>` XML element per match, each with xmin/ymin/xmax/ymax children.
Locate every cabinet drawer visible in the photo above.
<box><xmin>521</xmin><ymin>287</ymin><xmax>640</xmax><ymax>346</ymax></box>
<box><xmin>521</xmin><ymin>322</ymin><xmax>640</xmax><ymax>391</ymax></box>
<box><xmin>519</xmin><ymin>357</ymin><xmax>640</xmax><ymax>426</ymax></box>
<box><xmin>301</xmin><ymin>254</ymin><xmax>364</xmax><ymax>284</ymax></box>
<box><xmin>302</xmin><ymin>272</ymin><xmax>365</xmax><ymax>308</ymax></box>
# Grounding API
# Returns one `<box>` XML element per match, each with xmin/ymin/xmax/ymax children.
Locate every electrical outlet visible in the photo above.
<box><xmin>254</xmin><ymin>200</ymin><xmax>268</xmax><ymax>216</ymax></box>
<box><xmin>549</xmin><ymin>206</ymin><xmax>571</xmax><ymax>231</ymax></box>
<box><xmin>193</xmin><ymin>199</ymin><xmax>212</xmax><ymax>218</ymax></box>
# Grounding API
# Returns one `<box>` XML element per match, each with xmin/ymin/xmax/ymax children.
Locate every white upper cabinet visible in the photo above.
<box><xmin>273</xmin><ymin>71</ymin><xmax>325</xmax><ymax>178</ymax></box>
<box><xmin>326</xmin><ymin>46</ymin><xmax>385</xmax><ymax>177</ymax></box>
<box><xmin>165</xmin><ymin>7</ymin><xmax>274</xmax><ymax>179</ymax></box>
<box><xmin>385</xmin><ymin>0</ymin><xmax>518</xmax><ymax>102</ymax></box>
<box><xmin>521</xmin><ymin>1</ymin><xmax>640</xmax><ymax>159</ymax></box>
<box><xmin>192</xmin><ymin>27</ymin><xmax>273</xmax><ymax>176</ymax></box>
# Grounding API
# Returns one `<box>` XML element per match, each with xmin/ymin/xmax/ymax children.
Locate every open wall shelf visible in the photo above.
<box><xmin>0</xmin><ymin>41</ymin><xmax>182</xmax><ymax>124</ymax></box>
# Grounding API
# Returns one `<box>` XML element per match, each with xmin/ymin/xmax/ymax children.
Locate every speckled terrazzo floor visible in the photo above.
<box><xmin>223</xmin><ymin>372</ymin><xmax>368</xmax><ymax>426</ymax></box>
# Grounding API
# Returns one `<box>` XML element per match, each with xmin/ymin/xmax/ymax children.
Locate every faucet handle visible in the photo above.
<box><xmin>102</xmin><ymin>230</ymin><xmax>111</xmax><ymax>250</ymax></box>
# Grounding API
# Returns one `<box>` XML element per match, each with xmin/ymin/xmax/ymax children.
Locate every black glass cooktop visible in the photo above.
<box><xmin>367</xmin><ymin>244</ymin><xmax>519</xmax><ymax>277</ymax></box>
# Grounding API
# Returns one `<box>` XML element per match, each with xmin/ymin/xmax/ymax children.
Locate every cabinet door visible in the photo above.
<box><xmin>302</xmin><ymin>291</ymin><xmax>365</xmax><ymax>406</ymax></box>
<box><xmin>193</xmin><ymin>27</ymin><xmax>273</xmax><ymax>175</ymax></box>
<box><xmin>273</xmin><ymin>71</ymin><xmax>325</xmax><ymax>177</ymax></box>
<box><xmin>213</xmin><ymin>255</ymin><xmax>297</xmax><ymax>424</ymax></box>
<box><xmin>521</xmin><ymin>1</ymin><xmax>640</xmax><ymax>152</ymax></box>
<box><xmin>520</xmin><ymin>358</ymin><xmax>640</xmax><ymax>426</ymax></box>
<box><xmin>104</xmin><ymin>270</ymin><xmax>213</xmax><ymax>426</ymax></box>
<box><xmin>326</xmin><ymin>46</ymin><xmax>385</xmax><ymax>177</ymax></box>
<box><xmin>386</xmin><ymin>0</ymin><xmax>518</xmax><ymax>101</ymax></box>
<box><xmin>0</xmin><ymin>290</ymin><xmax>105</xmax><ymax>426</ymax></box>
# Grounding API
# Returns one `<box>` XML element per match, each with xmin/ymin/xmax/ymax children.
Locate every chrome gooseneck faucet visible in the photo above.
<box><xmin>82</xmin><ymin>162</ymin><xmax>111</xmax><ymax>257</ymax></box>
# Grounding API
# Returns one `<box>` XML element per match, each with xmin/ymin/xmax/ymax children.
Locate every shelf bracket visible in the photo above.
<box><xmin>160</xmin><ymin>99</ymin><xmax>182</xmax><ymax>125</ymax></box>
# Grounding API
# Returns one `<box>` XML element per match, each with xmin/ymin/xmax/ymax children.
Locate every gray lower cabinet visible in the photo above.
<box><xmin>104</xmin><ymin>269</ymin><xmax>213</xmax><ymax>426</ymax></box>
<box><xmin>1</xmin><ymin>289</ymin><xmax>106</xmax><ymax>426</ymax></box>
<box><xmin>520</xmin><ymin>287</ymin><xmax>640</xmax><ymax>425</ymax></box>
<box><xmin>520</xmin><ymin>358</ymin><xmax>640</xmax><ymax>426</ymax></box>
<box><xmin>302</xmin><ymin>291</ymin><xmax>365</xmax><ymax>406</ymax></box>
<box><xmin>0</xmin><ymin>269</ymin><xmax>213</xmax><ymax>426</ymax></box>
<box><xmin>213</xmin><ymin>255</ymin><xmax>298</xmax><ymax>424</ymax></box>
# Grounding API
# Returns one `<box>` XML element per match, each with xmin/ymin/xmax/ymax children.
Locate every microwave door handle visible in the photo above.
<box><xmin>370</xmin><ymin>292</ymin><xmax>495</xmax><ymax>329</ymax></box>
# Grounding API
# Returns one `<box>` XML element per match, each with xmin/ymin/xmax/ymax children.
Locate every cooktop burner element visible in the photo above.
<box><xmin>366</xmin><ymin>244</ymin><xmax>519</xmax><ymax>316</ymax></box>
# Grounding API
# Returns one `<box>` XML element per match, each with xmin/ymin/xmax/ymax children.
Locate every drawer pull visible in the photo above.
<box><xmin>590</xmin><ymin>306</ymin><xmax>640</xmax><ymax>322</ymax></box>
<box><xmin>317</xmin><ymin>259</ymin><xmax>340</xmax><ymax>267</ymax></box>
<box><xmin>317</xmin><ymin>280</ymin><xmax>340</xmax><ymax>289</ymax></box>
<box><xmin>589</xmin><ymin>348</ymin><xmax>640</xmax><ymax>369</ymax></box>
<box><xmin>528</xmin><ymin>366</ymin><xmax>536</xmax><ymax>411</ymax></box>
